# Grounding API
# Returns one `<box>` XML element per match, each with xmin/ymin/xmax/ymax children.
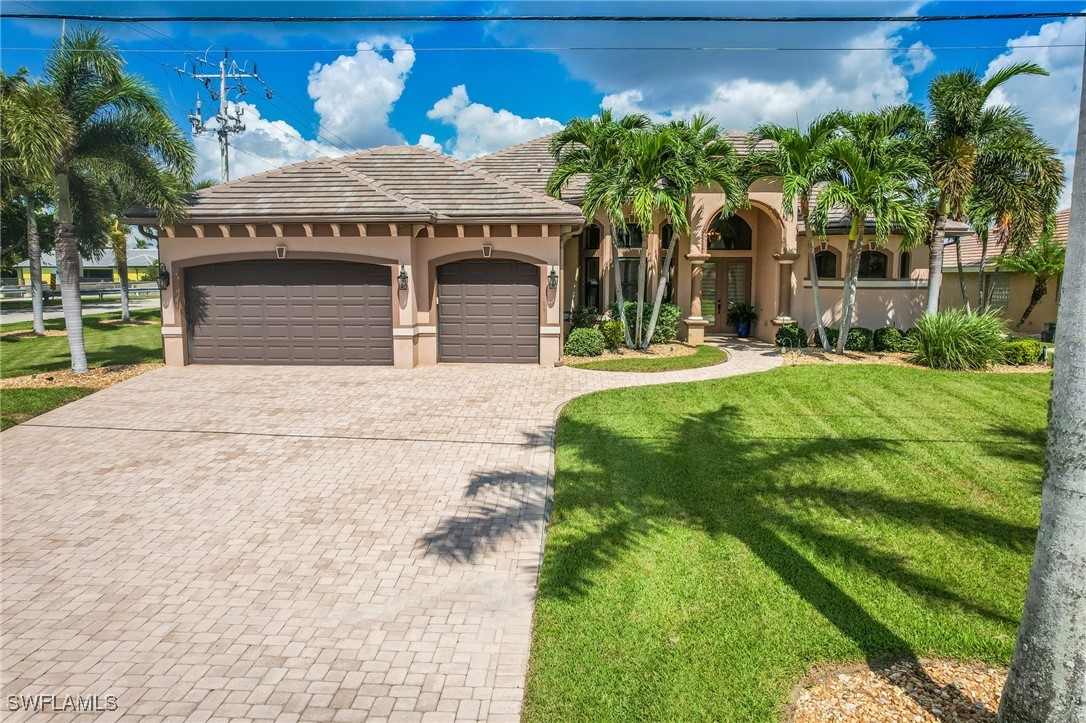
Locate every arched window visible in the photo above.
<box><xmin>899</xmin><ymin>251</ymin><xmax>912</xmax><ymax>279</ymax></box>
<box><xmin>706</xmin><ymin>213</ymin><xmax>752</xmax><ymax>250</ymax></box>
<box><xmin>858</xmin><ymin>250</ymin><xmax>889</xmax><ymax>279</ymax></box>
<box><xmin>814</xmin><ymin>250</ymin><xmax>838</xmax><ymax>279</ymax></box>
<box><xmin>581</xmin><ymin>223</ymin><xmax>601</xmax><ymax>251</ymax></box>
<box><xmin>616</xmin><ymin>225</ymin><xmax>643</xmax><ymax>248</ymax></box>
<box><xmin>660</xmin><ymin>223</ymin><xmax>674</xmax><ymax>249</ymax></box>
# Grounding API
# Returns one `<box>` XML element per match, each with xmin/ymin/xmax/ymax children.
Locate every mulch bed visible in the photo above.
<box><xmin>789</xmin><ymin>659</ymin><xmax>1007</xmax><ymax>722</ymax></box>
<box><xmin>0</xmin><ymin>329</ymin><xmax>67</xmax><ymax>339</ymax></box>
<box><xmin>0</xmin><ymin>363</ymin><xmax>162</xmax><ymax>390</ymax></box>
<box><xmin>782</xmin><ymin>349</ymin><xmax>1049</xmax><ymax>374</ymax></box>
<box><xmin>565</xmin><ymin>342</ymin><xmax>699</xmax><ymax>364</ymax></box>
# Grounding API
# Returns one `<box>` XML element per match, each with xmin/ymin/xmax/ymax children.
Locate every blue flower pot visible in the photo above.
<box><xmin>737</xmin><ymin>321</ymin><xmax>752</xmax><ymax>338</ymax></box>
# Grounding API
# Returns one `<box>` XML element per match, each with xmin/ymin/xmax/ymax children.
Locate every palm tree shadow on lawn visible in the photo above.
<box><xmin>420</xmin><ymin>400</ymin><xmax>1041</xmax><ymax>721</ymax></box>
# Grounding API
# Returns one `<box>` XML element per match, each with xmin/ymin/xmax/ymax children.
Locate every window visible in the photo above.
<box><xmin>615</xmin><ymin>225</ymin><xmax>644</xmax><ymax>248</ymax></box>
<box><xmin>706</xmin><ymin>213</ymin><xmax>752</xmax><ymax>250</ymax></box>
<box><xmin>899</xmin><ymin>251</ymin><xmax>912</xmax><ymax>279</ymax></box>
<box><xmin>814</xmin><ymin>250</ymin><xmax>838</xmax><ymax>279</ymax></box>
<box><xmin>987</xmin><ymin>273</ymin><xmax>1010</xmax><ymax>310</ymax></box>
<box><xmin>858</xmin><ymin>250</ymin><xmax>888</xmax><ymax>279</ymax></box>
<box><xmin>581</xmin><ymin>223</ymin><xmax>601</xmax><ymax>251</ymax></box>
<box><xmin>618</xmin><ymin>258</ymin><xmax>642</xmax><ymax>300</ymax></box>
<box><xmin>582</xmin><ymin>257</ymin><xmax>600</xmax><ymax>310</ymax></box>
<box><xmin>82</xmin><ymin>268</ymin><xmax>113</xmax><ymax>281</ymax></box>
<box><xmin>660</xmin><ymin>223</ymin><xmax>674</xmax><ymax>249</ymax></box>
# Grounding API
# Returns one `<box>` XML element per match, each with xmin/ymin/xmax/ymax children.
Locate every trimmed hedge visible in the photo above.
<box><xmin>600</xmin><ymin>320</ymin><xmax>625</xmax><ymax>350</ymax></box>
<box><xmin>564</xmin><ymin>327</ymin><xmax>605</xmax><ymax>357</ymax></box>
<box><xmin>569</xmin><ymin>306</ymin><xmax>599</xmax><ymax>330</ymax></box>
<box><xmin>1002</xmin><ymin>339</ymin><xmax>1045</xmax><ymax>366</ymax></box>
<box><xmin>814</xmin><ymin>326</ymin><xmax>840</xmax><ymax>350</ymax></box>
<box><xmin>775</xmin><ymin>324</ymin><xmax>808</xmax><ymax>349</ymax></box>
<box><xmin>846</xmin><ymin>327</ymin><xmax>874</xmax><ymax>352</ymax></box>
<box><xmin>874</xmin><ymin>327</ymin><xmax>907</xmax><ymax>353</ymax></box>
<box><xmin>608</xmin><ymin>301</ymin><xmax>682</xmax><ymax>345</ymax></box>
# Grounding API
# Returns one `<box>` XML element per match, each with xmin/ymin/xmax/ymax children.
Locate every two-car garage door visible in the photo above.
<box><xmin>184</xmin><ymin>260</ymin><xmax>393</xmax><ymax>365</ymax></box>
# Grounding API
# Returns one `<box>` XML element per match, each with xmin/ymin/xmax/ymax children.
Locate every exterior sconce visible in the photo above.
<box><xmin>156</xmin><ymin>263</ymin><xmax>170</xmax><ymax>291</ymax></box>
<box><xmin>275</xmin><ymin>245</ymin><xmax>287</xmax><ymax>259</ymax></box>
<box><xmin>547</xmin><ymin>266</ymin><xmax>559</xmax><ymax>289</ymax></box>
<box><xmin>482</xmin><ymin>244</ymin><xmax>493</xmax><ymax>258</ymax></box>
<box><xmin>397</xmin><ymin>263</ymin><xmax>409</xmax><ymax>290</ymax></box>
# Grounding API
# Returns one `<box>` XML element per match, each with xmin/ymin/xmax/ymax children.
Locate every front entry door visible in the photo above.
<box><xmin>702</xmin><ymin>259</ymin><xmax>752</xmax><ymax>333</ymax></box>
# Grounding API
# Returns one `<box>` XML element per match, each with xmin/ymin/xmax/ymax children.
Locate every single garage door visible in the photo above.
<box><xmin>184</xmin><ymin>259</ymin><xmax>393</xmax><ymax>365</ymax></box>
<box><xmin>437</xmin><ymin>259</ymin><xmax>540</xmax><ymax>363</ymax></box>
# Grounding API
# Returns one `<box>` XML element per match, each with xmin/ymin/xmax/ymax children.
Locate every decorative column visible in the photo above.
<box><xmin>772</xmin><ymin>251</ymin><xmax>800</xmax><ymax>325</ymax></box>
<box><xmin>684</xmin><ymin>252</ymin><xmax>711</xmax><ymax>344</ymax></box>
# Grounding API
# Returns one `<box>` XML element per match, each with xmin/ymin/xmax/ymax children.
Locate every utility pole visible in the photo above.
<box><xmin>175</xmin><ymin>49</ymin><xmax>273</xmax><ymax>182</ymax></box>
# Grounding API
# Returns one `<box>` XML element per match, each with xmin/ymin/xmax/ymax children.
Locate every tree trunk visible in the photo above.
<box><xmin>611</xmin><ymin>231</ymin><xmax>633</xmax><ymax>348</ymax></box>
<box><xmin>955</xmin><ymin>238</ymin><xmax>969</xmax><ymax>305</ymax></box>
<box><xmin>997</xmin><ymin>47</ymin><xmax>1086</xmax><ymax>723</ymax></box>
<box><xmin>1015</xmin><ymin>279</ymin><xmax>1048</xmax><ymax>330</ymax></box>
<box><xmin>642</xmin><ymin>228</ymin><xmax>678</xmax><ymax>349</ymax></box>
<box><xmin>25</xmin><ymin>193</ymin><xmax>45</xmax><ymax>335</ymax></box>
<box><xmin>634</xmin><ymin>245</ymin><xmax>646</xmax><ymax>348</ymax></box>
<box><xmin>803</xmin><ymin>197</ymin><xmax>830</xmax><ymax>352</ymax></box>
<box><xmin>836</xmin><ymin>219</ymin><xmax>863</xmax><ymax>354</ymax></box>
<box><xmin>54</xmin><ymin>170</ymin><xmax>88</xmax><ymax>373</ymax></box>
<box><xmin>117</xmin><ymin>249</ymin><xmax>130</xmax><ymax>323</ymax></box>
<box><xmin>925</xmin><ymin>210</ymin><xmax>948</xmax><ymax>314</ymax></box>
<box><xmin>976</xmin><ymin>230</ymin><xmax>990</xmax><ymax>310</ymax></box>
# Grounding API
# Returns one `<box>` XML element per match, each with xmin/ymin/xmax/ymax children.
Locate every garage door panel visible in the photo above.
<box><xmin>437</xmin><ymin>259</ymin><xmax>539</xmax><ymax>363</ymax></box>
<box><xmin>185</xmin><ymin>260</ymin><xmax>393</xmax><ymax>365</ymax></box>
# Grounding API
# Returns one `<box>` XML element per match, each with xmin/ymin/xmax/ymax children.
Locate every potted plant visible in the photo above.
<box><xmin>727</xmin><ymin>301</ymin><xmax>757</xmax><ymax>338</ymax></box>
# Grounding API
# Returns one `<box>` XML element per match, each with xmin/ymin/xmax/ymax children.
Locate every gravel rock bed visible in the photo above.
<box><xmin>1</xmin><ymin>363</ymin><xmax>162</xmax><ymax>390</ymax></box>
<box><xmin>0</xmin><ymin>329</ymin><xmax>67</xmax><ymax>339</ymax></box>
<box><xmin>789</xmin><ymin>659</ymin><xmax>1007</xmax><ymax>722</ymax></box>
<box><xmin>782</xmin><ymin>349</ymin><xmax>1049</xmax><ymax>374</ymax></box>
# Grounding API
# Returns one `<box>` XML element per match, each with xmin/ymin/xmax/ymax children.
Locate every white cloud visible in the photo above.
<box><xmin>306</xmin><ymin>37</ymin><xmax>415</xmax><ymax>148</ymax></box>
<box><xmin>193</xmin><ymin>101</ymin><xmax>343</xmax><ymax>183</ymax></box>
<box><xmin>415</xmin><ymin>133</ymin><xmax>444</xmax><ymax>153</ymax></box>
<box><xmin>984</xmin><ymin>16</ymin><xmax>1084</xmax><ymax>209</ymax></box>
<box><xmin>426</xmin><ymin>84</ymin><xmax>563</xmax><ymax>159</ymax></box>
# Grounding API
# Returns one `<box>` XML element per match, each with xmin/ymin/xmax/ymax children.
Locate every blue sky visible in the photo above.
<box><xmin>2</xmin><ymin>1</ymin><xmax>1082</xmax><ymax>205</ymax></box>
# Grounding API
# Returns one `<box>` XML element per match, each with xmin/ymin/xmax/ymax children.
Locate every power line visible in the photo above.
<box><xmin>2</xmin><ymin>11</ymin><xmax>1085</xmax><ymax>23</ymax></box>
<box><xmin>5</xmin><ymin>43</ymin><xmax>1084</xmax><ymax>53</ymax></box>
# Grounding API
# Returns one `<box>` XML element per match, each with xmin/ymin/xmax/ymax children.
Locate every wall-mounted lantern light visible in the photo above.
<box><xmin>275</xmin><ymin>245</ymin><xmax>287</xmax><ymax>259</ymax></box>
<box><xmin>547</xmin><ymin>266</ymin><xmax>559</xmax><ymax>289</ymax></box>
<box><xmin>397</xmin><ymin>263</ymin><xmax>409</xmax><ymax>290</ymax></box>
<box><xmin>156</xmin><ymin>263</ymin><xmax>170</xmax><ymax>291</ymax></box>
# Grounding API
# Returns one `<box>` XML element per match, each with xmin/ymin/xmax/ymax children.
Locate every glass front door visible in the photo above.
<box><xmin>704</xmin><ymin>259</ymin><xmax>752</xmax><ymax>333</ymax></box>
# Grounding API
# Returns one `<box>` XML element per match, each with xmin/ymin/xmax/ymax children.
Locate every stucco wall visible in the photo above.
<box><xmin>939</xmin><ymin>271</ymin><xmax>1061</xmax><ymax>335</ymax></box>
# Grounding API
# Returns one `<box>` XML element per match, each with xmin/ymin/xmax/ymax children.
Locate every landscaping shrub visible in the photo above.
<box><xmin>564</xmin><ymin>327</ymin><xmax>605</xmax><ymax>357</ymax></box>
<box><xmin>1002</xmin><ymin>339</ymin><xmax>1045</xmax><ymax>366</ymax></box>
<box><xmin>775</xmin><ymin>324</ymin><xmax>808</xmax><ymax>349</ymax></box>
<box><xmin>845</xmin><ymin>327</ymin><xmax>874</xmax><ymax>352</ymax></box>
<box><xmin>610</xmin><ymin>301</ymin><xmax>682</xmax><ymax>345</ymax></box>
<box><xmin>600</xmin><ymin>319</ymin><xmax>625</xmax><ymax>350</ymax></box>
<box><xmin>907</xmin><ymin>309</ymin><xmax>1008</xmax><ymax>370</ymax></box>
<box><xmin>569</xmin><ymin>306</ymin><xmax>598</xmax><ymax>330</ymax></box>
<box><xmin>813</xmin><ymin>326</ymin><xmax>839</xmax><ymax>350</ymax></box>
<box><xmin>874</xmin><ymin>326</ymin><xmax>907</xmax><ymax>353</ymax></box>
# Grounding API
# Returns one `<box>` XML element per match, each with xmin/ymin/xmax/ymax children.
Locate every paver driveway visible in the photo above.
<box><xmin>1</xmin><ymin>342</ymin><xmax>779</xmax><ymax>722</ymax></box>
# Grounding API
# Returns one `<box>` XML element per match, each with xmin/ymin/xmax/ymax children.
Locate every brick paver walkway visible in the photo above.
<box><xmin>1</xmin><ymin>340</ymin><xmax>779</xmax><ymax>722</ymax></box>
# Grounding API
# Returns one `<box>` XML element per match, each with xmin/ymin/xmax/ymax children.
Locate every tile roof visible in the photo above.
<box><xmin>947</xmin><ymin>207</ymin><xmax>1072</xmax><ymax>270</ymax></box>
<box><xmin>128</xmin><ymin>145</ymin><xmax>582</xmax><ymax>225</ymax></box>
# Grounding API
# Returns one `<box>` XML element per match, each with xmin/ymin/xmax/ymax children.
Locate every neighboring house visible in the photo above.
<box><xmin>131</xmin><ymin>137</ymin><xmax>966</xmax><ymax>369</ymax></box>
<box><xmin>16</xmin><ymin>248</ymin><xmax>159</xmax><ymax>286</ymax></box>
<box><xmin>940</xmin><ymin>207</ymin><xmax>1069</xmax><ymax>335</ymax></box>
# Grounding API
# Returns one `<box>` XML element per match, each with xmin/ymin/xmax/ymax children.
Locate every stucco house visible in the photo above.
<box><xmin>940</xmin><ymin>207</ymin><xmax>1070</xmax><ymax>335</ymax></box>
<box><xmin>15</xmin><ymin>248</ymin><xmax>159</xmax><ymax>286</ymax></box>
<box><xmin>132</xmin><ymin>134</ymin><xmax>967</xmax><ymax>368</ymax></box>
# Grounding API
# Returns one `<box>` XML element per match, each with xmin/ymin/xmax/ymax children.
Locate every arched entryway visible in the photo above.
<box><xmin>700</xmin><ymin>212</ymin><xmax>755</xmax><ymax>334</ymax></box>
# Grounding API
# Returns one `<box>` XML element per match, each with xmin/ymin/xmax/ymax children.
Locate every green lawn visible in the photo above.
<box><xmin>569</xmin><ymin>344</ymin><xmax>728</xmax><ymax>372</ymax></box>
<box><xmin>1</xmin><ymin>387</ymin><xmax>96</xmax><ymax>430</ymax></box>
<box><xmin>1</xmin><ymin>308</ymin><xmax>162</xmax><ymax>378</ymax></box>
<box><xmin>526</xmin><ymin>365</ymin><xmax>1049</xmax><ymax>722</ymax></box>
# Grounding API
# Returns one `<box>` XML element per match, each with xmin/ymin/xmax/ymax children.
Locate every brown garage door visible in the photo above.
<box><xmin>184</xmin><ymin>260</ymin><xmax>393</xmax><ymax>365</ymax></box>
<box><xmin>437</xmin><ymin>259</ymin><xmax>540</xmax><ymax>363</ymax></box>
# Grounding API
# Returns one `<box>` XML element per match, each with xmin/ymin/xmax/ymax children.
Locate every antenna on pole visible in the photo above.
<box><xmin>174</xmin><ymin>48</ymin><xmax>272</xmax><ymax>182</ymax></box>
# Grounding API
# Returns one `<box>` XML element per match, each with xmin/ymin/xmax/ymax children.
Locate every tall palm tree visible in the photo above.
<box><xmin>994</xmin><ymin>229</ymin><xmax>1066</xmax><ymax>329</ymax></box>
<box><xmin>747</xmin><ymin>113</ymin><xmax>844</xmax><ymax>351</ymax></box>
<box><xmin>924</xmin><ymin>62</ymin><xmax>1051</xmax><ymax>315</ymax></box>
<box><xmin>814</xmin><ymin>107</ymin><xmax>928</xmax><ymax>353</ymax></box>
<box><xmin>548</xmin><ymin>110</ymin><xmax>650</xmax><ymax>348</ymax></box>
<box><xmin>43</xmin><ymin>27</ymin><xmax>194</xmax><ymax>372</ymax></box>
<box><xmin>642</xmin><ymin>114</ymin><xmax>747</xmax><ymax>347</ymax></box>
<box><xmin>1</xmin><ymin>69</ymin><xmax>71</xmax><ymax>335</ymax></box>
<box><xmin>108</xmin><ymin>217</ymin><xmax>132</xmax><ymax>322</ymax></box>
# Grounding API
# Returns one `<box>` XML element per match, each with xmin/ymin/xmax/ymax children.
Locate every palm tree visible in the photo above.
<box><xmin>42</xmin><ymin>27</ymin><xmax>194</xmax><ymax>372</ymax></box>
<box><xmin>1</xmin><ymin>69</ymin><xmax>71</xmax><ymax>335</ymax></box>
<box><xmin>923</xmin><ymin>62</ymin><xmax>1052</xmax><ymax>315</ymax></box>
<box><xmin>108</xmin><ymin>217</ymin><xmax>132</xmax><ymax>322</ymax></box>
<box><xmin>994</xmin><ymin>229</ymin><xmax>1065</xmax><ymax>329</ymax></box>
<box><xmin>548</xmin><ymin>110</ymin><xmax>650</xmax><ymax>348</ymax></box>
<box><xmin>814</xmin><ymin>107</ymin><xmax>928</xmax><ymax>353</ymax></box>
<box><xmin>747</xmin><ymin>114</ymin><xmax>844</xmax><ymax>351</ymax></box>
